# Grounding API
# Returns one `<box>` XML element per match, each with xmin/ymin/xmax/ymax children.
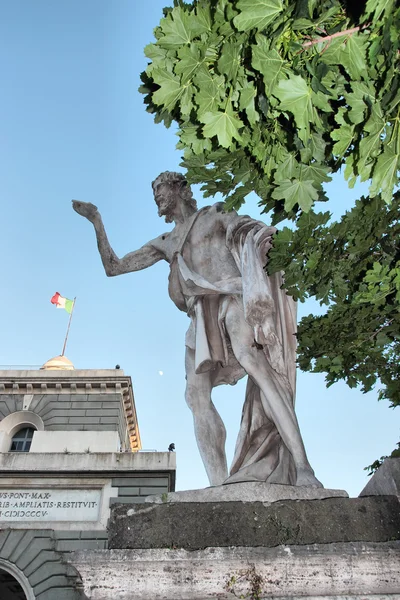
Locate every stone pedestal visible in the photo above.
<box><xmin>67</xmin><ymin>484</ymin><xmax>400</xmax><ymax>599</ymax></box>
<box><xmin>145</xmin><ymin>481</ymin><xmax>348</xmax><ymax>504</ymax></box>
<box><xmin>109</xmin><ymin>495</ymin><xmax>400</xmax><ymax>550</ymax></box>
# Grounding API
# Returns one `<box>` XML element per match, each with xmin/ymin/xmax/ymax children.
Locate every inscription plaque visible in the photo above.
<box><xmin>0</xmin><ymin>489</ymin><xmax>101</xmax><ymax>522</ymax></box>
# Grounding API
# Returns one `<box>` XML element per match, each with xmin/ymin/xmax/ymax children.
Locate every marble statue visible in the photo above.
<box><xmin>73</xmin><ymin>172</ymin><xmax>322</xmax><ymax>488</ymax></box>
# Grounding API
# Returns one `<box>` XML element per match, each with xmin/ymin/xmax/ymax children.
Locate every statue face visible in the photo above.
<box><xmin>154</xmin><ymin>182</ymin><xmax>177</xmax><ymax>223</ymax></box>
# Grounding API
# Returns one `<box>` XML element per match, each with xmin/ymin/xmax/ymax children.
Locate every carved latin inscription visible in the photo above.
<box><xmin>0</xmin><ymin>489</ymin><xmax>101</xmax><ymax>521</ymax></box>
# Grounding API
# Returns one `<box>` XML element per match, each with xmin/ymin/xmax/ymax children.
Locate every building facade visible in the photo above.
<box><xmin>0</xmin><ymin>356</ymin><xmax>176</xmax><ymax>599</ymax></box>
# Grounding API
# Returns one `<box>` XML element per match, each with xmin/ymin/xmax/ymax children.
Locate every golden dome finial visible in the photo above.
<box><xmin>40</xmin><ymin>355</ymin><xmax>74</xmax><ymax>370</ymax></box>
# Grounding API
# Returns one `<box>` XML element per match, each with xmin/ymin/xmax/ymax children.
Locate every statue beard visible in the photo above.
<box><xmin>157</xmin><ymin>194</ymin><xmax>176</xmax><ymax>223</ymax></box>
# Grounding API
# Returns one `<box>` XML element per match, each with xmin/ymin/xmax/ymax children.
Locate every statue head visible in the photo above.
<box><xmin>152</xmin><ymin>171</ymin><xmax>197</xmax><ymax>223</ymax></box>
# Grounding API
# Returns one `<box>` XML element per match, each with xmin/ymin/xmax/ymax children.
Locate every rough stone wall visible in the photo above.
<box><xmin>70</xmin><ymin>542</ymin><xmax>400</xmax><ymax>600</ymax></box>
<box><xmin>108</xmin><ymin>496</ymin><xmax>400</xmax><ymax>549</ymax></box>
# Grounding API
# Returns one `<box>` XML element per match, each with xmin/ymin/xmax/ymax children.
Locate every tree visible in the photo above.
<box><xmin>140</xmin><ymin>0</ymin><xmax>400</xmax><ymax>463</ymax></box>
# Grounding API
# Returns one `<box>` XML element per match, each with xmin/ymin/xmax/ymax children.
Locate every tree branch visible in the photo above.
<box><xmin>302</xmin><ymin>26</ymin><xmax>362</xmax><ymax>49</ymax></box>
<box><xmin>369</xmin><ymin>318</ymin><xmax>394</xmax><ymax>341</ymax></box>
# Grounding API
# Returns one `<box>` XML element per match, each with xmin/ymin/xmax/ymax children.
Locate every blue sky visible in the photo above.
<box><xmin>0</xmin><ymin>0</ymin><xmax>398</xmax><ymax>496</ymax></box>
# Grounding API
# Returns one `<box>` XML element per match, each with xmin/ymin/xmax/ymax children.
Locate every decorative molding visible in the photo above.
<box><xmin>0</xmin><ymin>379</ymin><xmax>130</xmax><ymax>394</ymax></box>
<box><xmin>122</xmin><ymin>386</ymin><xmax>141</xmax><ymax>452</ymax></box>
<box><xmin>0</xmin><ymin>411</ymin><xmax>45</xmax><ymax>435</ymax></box>
<box><xmin>0</xmin><ymin>531</ymin><xmax>87</xmax><ymax>599</ymax></box>
<box><xmin>0</xmin><ymin>375</ymin><xmax>142</xmax><ymax>453</ymax></box>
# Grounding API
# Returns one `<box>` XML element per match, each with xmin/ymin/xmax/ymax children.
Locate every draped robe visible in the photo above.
<box><xmin>167</xmin><ymin>205</ymin><xmax>297</xmax><ymax>484</ymax></box>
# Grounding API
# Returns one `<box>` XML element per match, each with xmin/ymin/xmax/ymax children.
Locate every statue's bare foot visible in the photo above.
<box><xmin>295</xmin><ymin>467</ymin><xmax>323</xmax><ymax>488</ymax></box>
<box><xmin>72</xmin><ymin>200</ymin><xmax>99</xmax><ymax>222</ymax></box>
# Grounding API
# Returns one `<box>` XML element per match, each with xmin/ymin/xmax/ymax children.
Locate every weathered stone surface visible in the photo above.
<box><xmin>145</xmin><ymin>481</ymin><xmax>348</xmax><ymax>504</ymax></box>
<box><xmin>360</xmin><ymin>457</ymin><xmax>400</xmax><ymax>497</ymax></box>
<box><xmin>109</xmin><ymin>496</ymin><xmax>400</xmax><ymax>550</ymax></box>
<box><xmin>0</xmin><ymin>450</ymin><xmax>175</xmax><ymax>473</ymax></box>
<box><xmin>70</xmin><ymin>541</ymin><xmax>400</xmax><ymax>600</ymax></box>
<box><xmin>73</xmin><ymin>174</ymin><xmax>323</xmax><ymax>489</ymax></box>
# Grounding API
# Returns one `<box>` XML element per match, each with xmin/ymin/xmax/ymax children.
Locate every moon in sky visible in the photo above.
<box><xmin>159</xmin><ymin>371</ymin><xmax>163</xmax><ymax>376</ymax></box>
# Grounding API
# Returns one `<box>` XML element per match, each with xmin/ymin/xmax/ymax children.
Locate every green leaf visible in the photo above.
<box><xmin>292</xmin><ymin>17</ymin><xmax>314</xmax><ymax>30</ymax></box>
<box><xmin>201</xmin><ymin>107</ymin><xmax>244</xmax><ymax>148</ymax></box>
<box><xmin>309</xmin><ymin>133</ymin><xmax>327</xmax><ymax>162</ymax></box>
<box><xmin>358</xmin><ymin>105</ymin><xmax>385</xmax><ymax>180</ymax></box>
<box><xmin>300</xmin><ymin>164</ymin><xmax>332</xmax><ymax>189</ymax></box>
<box><xmin>224</xmin><ymin>187</ymin><xmax>247</xmax><ymax>211</ymax></box>
<box><xmin>271</xmin><ymin>178</ymin><xmax>319</xmax><ymax>212</ymax></box>
<box><xmin>152</xmin><ymin>69</ymin><xmax>184</xmax><ymax>111</ymax></box>
<box><xmin>239</xmin><ymin>83</ymin><xmax>259</xmax><ymax>125</ymax></box>
<box><xmin>233</xmin><ymin>157</ymin><xmax>252</xmax><ymax>185</ymax></box>
<box><xmin>345</xmin><ymin>82</ymin><xmax>375</xmax><ymax>125</ymax></box>
<box><xmin>252</xmin><ymin>36</ymin><xmax>285</xmax><ymax>95</ymax></box>
<box><xmin>175</xmin><ymin>44</ymin><xmax>204</xmax><ymax>83</ymax></box>
<box><xmin>312</xmin><ymin>90</ymin><xmax>332</xmax><ymax>113</ymax></box>
<box><xmin>339</xmin><ymin>33</ymin><xmax>368</xmax><ymax>80</ymax></box>
<box><xmin>178</xmin><ymin>125</ymin><xmax>212</xmax><ymax>155</ymax></box>
<box><xmin>180</xmin><ymin>84</ymin><xmax>195</xmax><ymax>116</ymax></box>
<box><xmin>233</xmin><ymin>0</ymin><xmax>283</xmax><ymax>31</ymax></box>
<box><xmin>369</xmin><ymin>148</ymin><xmax>399</xmax><ymax>203</ymax></box>
<box><xmin>144</xmin><ymin>43</ymin><xmax>168</xmax><ymax>62</ymax></box>
<box><xmin>365</xmin><ymin>0</ymin><xmax>394</xmax><ymax>21</ymax></box>
<box><xmin>218</xmin><ymin>42</ymin><xmax>241</xmax><ymax>81</ymax></box>
<box><xmin>274</xmin><ymin>74</ymin><xmax>313</xmax><ymax>135</ymax></box>
<box><xmin>194</xmin><ymin>3</ymin><xmax>212</xmax><ymax>33</ymax></box>
<box><xmin>274</xmin><ymin>152</ymin><xmax>299</xmax><ymax>180</ymax></box>
<box><xmin>332</xmin><ymin>125</ymin><xmax>354</xmax><ymax>157</ymax></box>
<box><xmin>320</xmin><ymin>69</ymin><xmax>346</xmax><ymax>100</ymax></box>
<box><xmin>318</xmin><ymin>37</ymin><xmax>346</xmax><ymax>65</ymax></box>
<box><xmin>158</xmin><ymin>7</ymin><xmax>193</xmax><ymax>49</ymax></box>
<box><xmin>194</xmin><ymin>68</ymin><xmax>225</xmax><ymax>115</ymax></box>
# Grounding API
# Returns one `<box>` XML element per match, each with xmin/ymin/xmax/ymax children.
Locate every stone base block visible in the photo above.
<box><xmin>70</xmin><ymin>542</ymin><xmax>400</xmax><ymax>600</ymax></box>
<box><xmin>145</xmin><ymin>482</ymin><xmax>348</xmax><ymax>504</ymax></box>
<box><xmin>360</xmin><ymin>457</ymin><xmax>400</xmax><ymax>497</ymax></box>
<box><xmin>109</xmin><ymin>496</ymin><xmax>400</xmax><ymax>550</ymax></box>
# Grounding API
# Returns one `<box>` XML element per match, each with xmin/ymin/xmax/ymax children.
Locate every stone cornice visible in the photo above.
<box><xmin>0</xmin><ymin>370</ymin><xmax>141</xmax><ymax>453</ymax></box>
<box><xmin>0</xmin><ymin>451</ymin><xmax>175</xmax><ymax>472</ymax></box>
<box><xmin>0</xmin><ymin>379</ymin><xmax>129</xmax><ymax>394</ymax></box>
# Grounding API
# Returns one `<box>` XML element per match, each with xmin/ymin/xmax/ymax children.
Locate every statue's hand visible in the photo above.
<box><xmin>72</xmin><ymin>200</ymin><xmax>99</xmax><ymax>223</ymax></box>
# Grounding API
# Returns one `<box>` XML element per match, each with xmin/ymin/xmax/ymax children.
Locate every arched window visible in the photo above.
<box><xmin>9</xmin><ymin>427</ymin><xmax>35</xmax><ymax>453</ymax></box>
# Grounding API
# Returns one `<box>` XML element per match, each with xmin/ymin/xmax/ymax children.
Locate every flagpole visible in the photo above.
<box><xmin>61</xmin><ymin>297</ymin><xmax>76</xmax><ymax>356</ymax></box>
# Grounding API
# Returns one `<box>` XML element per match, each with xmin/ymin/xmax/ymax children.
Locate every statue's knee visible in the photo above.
<box><xmin>235</xmin><ymin>347</ymin><xmax>259</xmax><ymax>372</ymax></box>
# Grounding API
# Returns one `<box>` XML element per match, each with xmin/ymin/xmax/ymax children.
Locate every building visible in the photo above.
<box><xmin>0</xmin><ymin>355</ymin><xmax>176</xmax><ymax>599</ymax></box>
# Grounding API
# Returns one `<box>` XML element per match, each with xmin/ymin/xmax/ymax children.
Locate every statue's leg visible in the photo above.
<box><xmin>185</xmin><ymin>347</ymin><xmax>228</xmax><ymax>486</ymax></box>
<box><xmin>225</xmin><ymin>300</ymin><xmax>322</xmax><ymax>488</ymax></box>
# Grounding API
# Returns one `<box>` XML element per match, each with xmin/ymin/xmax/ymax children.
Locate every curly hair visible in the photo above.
<box><xmin>152</xmin><ymin>171</ymin><xmax>197</xmax><ymax>212</ymax></box>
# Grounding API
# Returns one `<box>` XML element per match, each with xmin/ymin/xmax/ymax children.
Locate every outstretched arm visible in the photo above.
<box><xmin>72</xmin><ymin>200</ymin><xmax>163</xmax><ymax>277</ymax></box>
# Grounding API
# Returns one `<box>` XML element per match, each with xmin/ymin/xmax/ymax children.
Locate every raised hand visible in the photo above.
<box><xmin>72</xmin><ymin>200</ymin><xmax>99</xmax><ymax>223</ymax></box>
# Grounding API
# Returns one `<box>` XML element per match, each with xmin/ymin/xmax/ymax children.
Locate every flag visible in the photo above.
<box><xmin>51</xmin><ymin>292</ymin><xmax>74</xmax><ymax>314</ymax></box>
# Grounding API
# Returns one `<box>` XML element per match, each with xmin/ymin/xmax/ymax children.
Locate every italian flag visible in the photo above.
<box><xmin>51</xmin><ymin>292</ymin><xmax>74</xmax><ymax>314</ymax></box>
